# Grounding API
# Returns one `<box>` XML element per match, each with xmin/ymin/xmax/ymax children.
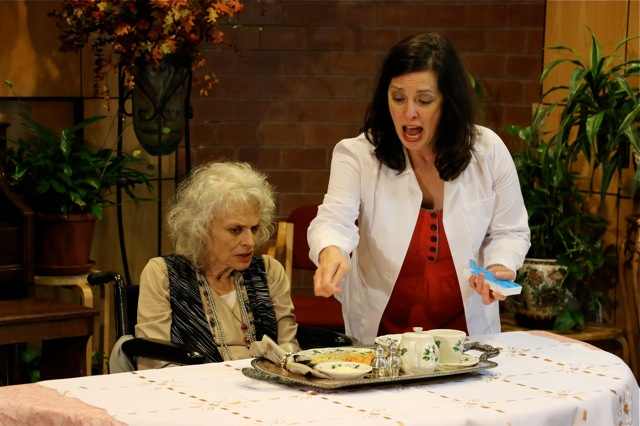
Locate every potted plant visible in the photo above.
<box><xmin>4</xmin><ymin>112</ymin><xmax>153</xmax><ymax>275</ymax></box>
<box><xmin>507</xmin><ymin>31</ymin><xmax>638</xmax><ymax>331</ymax></box>
<box><xmin>508</xmin><ymin>104</ymin><xmax>613</xmax><ymax>330</ymax></box>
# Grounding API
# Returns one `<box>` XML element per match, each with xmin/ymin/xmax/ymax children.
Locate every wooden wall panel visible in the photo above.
<box><xmin>0</xmin><ymin>1</ymin><xmax>81</xmax><ymax>97</ymax></box>
<box><xmin>543</xmin><ymin>0</ymin><xmax>629</xmax><ymax>103</ymax></box>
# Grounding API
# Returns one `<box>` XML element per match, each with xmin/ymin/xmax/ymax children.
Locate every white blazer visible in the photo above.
<box><xmin>307</xmin><ymin>126</ymin><xmax>530</xmax><ymax>344</ymax></box>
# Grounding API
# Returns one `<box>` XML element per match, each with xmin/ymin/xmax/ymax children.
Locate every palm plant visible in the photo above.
<box><xmin>541</xmin><ymin>31</ymin><xmax>640</xmax><ymax>205</ymax></box>
<box><xmin>509</xmin><ymin>104</ymin><xmax>613</xmax><ymax>330</ymax></box>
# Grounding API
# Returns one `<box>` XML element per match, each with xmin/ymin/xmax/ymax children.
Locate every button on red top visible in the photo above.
<box><xmin>378</xmin><ymin>209</ymin><xmax>467</xmax><ymax>335</ymax></box>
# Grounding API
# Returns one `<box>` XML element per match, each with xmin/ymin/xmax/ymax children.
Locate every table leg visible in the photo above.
<box><xmin>34</xmin><ymin>277</ymin><xmax>95</xmax><ymax>376</ymax></box>
<box><xmin>74</xmin><ymin>281</ymin><xmax>94</xmax><ymax>376</ymax></box>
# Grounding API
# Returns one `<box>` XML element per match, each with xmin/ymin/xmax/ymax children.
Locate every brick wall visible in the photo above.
<box><xmin>190</xmin><ymin>0</ymin><xmax>546</xmax><ymax>218</ymax></box>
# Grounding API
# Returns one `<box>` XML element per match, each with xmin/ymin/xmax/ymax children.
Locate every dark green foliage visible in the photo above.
<box><xmin>542</xmin><ymin>31</ymin><xmax>640</xmax><ymax>204</ymax></box>
<box><xmin>5</xmin><ymin>114</ymin><xmax>153</xmax><ymax>219</ymax></box>
<box><xmin>509</xmin><ymin>31</ymin><xmax>639</xmax><ymax>330</ymax></box>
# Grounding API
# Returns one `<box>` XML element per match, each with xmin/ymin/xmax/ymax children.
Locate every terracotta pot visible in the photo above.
<box><xmin>513</xmin><ymin>258</ymin><xmax>568</xmax><ymax>324</ymax></box>
<box><xmin>35</xmin><ymin>213</ymin><xmax>96</xmax><ymax>275</ymax></box>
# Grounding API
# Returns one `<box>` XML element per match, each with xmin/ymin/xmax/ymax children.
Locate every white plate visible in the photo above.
<box><xmin>295</xmin><ymin>347</ymin><xmax>374</xmax><ymax>365</ymax></box>
<box><xmin>374</xmin><ymin>334</ymin><xmax>402</xmax><ymax>347</ymax></box>
<box><xmin>314</xmin><ymin>361</ymin><xmax>373</xmax><ymax>380</ymax></box>
<box><xmin>437</xmin><ymin>353</ymin><xmax>480</xmax><ymax>370</ymax></box>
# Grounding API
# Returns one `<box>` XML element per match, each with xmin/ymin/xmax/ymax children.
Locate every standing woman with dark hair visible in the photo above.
<box><xmin>307</xmin><ymin>33</ymin><xmax>530</xmax><ymax>344</ymax></box>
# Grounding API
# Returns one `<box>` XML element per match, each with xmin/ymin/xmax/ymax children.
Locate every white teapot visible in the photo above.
<box><xmin>399</xmin><ymin>327</ymin><xmax>439</xmax><ymax>374</ymax></box>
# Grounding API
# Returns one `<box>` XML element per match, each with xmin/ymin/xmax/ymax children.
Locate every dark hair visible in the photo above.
<box><xmin>362</xmin><ymin>33</ymin><xmax>475</xmax><ymax>180</ymax></box>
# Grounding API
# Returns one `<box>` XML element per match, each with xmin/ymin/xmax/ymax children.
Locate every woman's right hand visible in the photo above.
<box><xmin>314</xmin><ymin>245</ymin><xmax>350</xmax><ymax>297</ymax></box>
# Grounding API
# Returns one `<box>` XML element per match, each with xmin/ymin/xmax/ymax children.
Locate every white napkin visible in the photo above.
<box><xmin>250</xmin><ymin>335</ymin><xmax>330</xmax><ymax>378</ymax></box>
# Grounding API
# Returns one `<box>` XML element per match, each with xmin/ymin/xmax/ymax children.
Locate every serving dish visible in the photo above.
<box><xmin>295</xmin><ymin>346</ymin><xmax>375</xmax><ymax>366</ymax></box>
<box><xmin>242</xmin><ymin>342</ymin><xmax>499</xmax><ymax>390</ymax></box>
<box><xmin>314</xmin><ymin>361</ymin><xmax>372</xmax><ymax>379</ymax></box>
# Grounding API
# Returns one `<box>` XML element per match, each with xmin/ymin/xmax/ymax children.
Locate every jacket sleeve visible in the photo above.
<box><xmin>307</xmin><ymin>139</ymin><xmax>363</xmax><ymax>265</ymax></box>
<box><xmin>135</xmin><ymin>257</ymin><xmax>174</xmax><ymax>370</ymax></box>
<box><xmin>480</xmin><ymin>133</ymin><xmax>531</xmax><ymax>272</ymax></box>
<box><xmin>262</xmin><ymin>255</ymin><xmax>300</xmax><ymax>353</ymax></box>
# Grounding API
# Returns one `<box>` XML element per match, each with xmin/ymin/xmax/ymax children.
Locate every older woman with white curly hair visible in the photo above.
<box><xmin>135</xmin><ymin>162</ymin><xmax>299</xmax><ymax>368</ymax></box>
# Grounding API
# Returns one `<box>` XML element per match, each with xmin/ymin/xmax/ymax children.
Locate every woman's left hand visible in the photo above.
<box><xmin>468</xmin><ymin>264</ymin><xmax>515</xmax><ymax>305</ymax></box>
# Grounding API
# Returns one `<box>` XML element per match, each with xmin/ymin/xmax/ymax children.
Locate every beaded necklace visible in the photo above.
<box><xmin>199</xmin><ymin>271</ymin><xmax>257</xmax><ymax>360</ymax></box>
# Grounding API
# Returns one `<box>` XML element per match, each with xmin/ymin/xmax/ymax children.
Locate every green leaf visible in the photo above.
<box><xmin>622</xmin><ymin>62</ymin><xmax>640</xmax><ymax>76</ymax></box>
<box><xmin>83</xmin><ymin>178</ymin><xmax>100</xmax><ymax>189</ymax></box>
<box><xmin>625</xmin><ymin>126</ymin><xmax>640</xmax><ymax>154</ymax></box>
<box><xmin>36</xmin><ymin>180</ymin><xmax>50</xmax><ymax>194</ymax></box>
<box><xmin>614</xmin><ymin>34</ymin><xmax>640</xmax><ymax>53</ymax></box>
<box><xmin>70</xmin><ymin>192</ymin><xmax>86</xmax><ymax>207</ymax></box>
<box><xmin>569</xmin><ymin>68</ymin><xmax>586</xmax><ymax>93</ymax></box>
<box><xmin>553</xmin><ymin>309</ymin><xmax>577</xmax><ymax>331</ymax></box>
<box><xmin>161</xmin><ymin>127</ymin><xmax>171</xmax><ymax>134</ymax></box>
<box><xmin>586</xmin><ymin>111</ymin><xmax>604</xmax><ymax>147</ymax></box>
<box><xmin>3</xmin><ymin>79</ymin><xmax>14</xmax><ymax>89</ymax></box>
<box><xmin>63</xmin><ymin>165</ymin><xmax>72</xmax><ymax>176</ymax></box>
<box><xmin>91</xmin><ymin>204</ymin><xmax>103</xmax><ymax>220</ymax></box>
<box><xmin>13</xmin><ymin>165</ymin><xmax>27</xmax><ymax>180</ymax></box>
<box><xmin>589</xmin><ymin>29</ymin><xmax>602</xmax><ymax>73</ymax></box>
<box><xmin>618</xmin><ymin>103</ymin><xmax>640</xmax><ymax>135</ymax></box>
<box><xmin>60</xmin><ymin>129</ymin><xmax>72</xmax><ymax>156</ymax></box>
<box><xmin>546</xmin><ymin>44</ymin><xmax>576</xmax><ymax>55</ymax></box>
<box><xmin>540</xmin><ymin>59</ymin><xmax>568</xmax><ymax>83</ymax></box>
<box><xmin>51</xmin><ymin>180</ymin><xmax>65</xmax><ymax>193</ymax></box>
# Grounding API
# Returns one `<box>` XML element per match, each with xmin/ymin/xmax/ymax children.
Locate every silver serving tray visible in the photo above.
<box><xmin>242</xmin><ymin>342</ymin><xmax>499</xmax><ymax>390</ymax></box>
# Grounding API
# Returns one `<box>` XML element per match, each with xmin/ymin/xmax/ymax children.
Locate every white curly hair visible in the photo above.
<box><xmin>167</xmin><ymin>162</ymin><xmax>275</xmax><ymax>269</ymax></box>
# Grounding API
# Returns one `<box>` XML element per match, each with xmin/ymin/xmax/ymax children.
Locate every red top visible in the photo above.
<box><xmin>378</xmin><ymin>209</ymin><xmax>468</xmax><ymax>335</ymax></box>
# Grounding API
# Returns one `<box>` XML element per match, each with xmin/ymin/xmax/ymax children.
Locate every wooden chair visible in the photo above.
<box><xmin>268</xmin><ymin>211</ymin><xmax>345</xmax><ymax>332</ymax></box>
<box><xmin>267</xmin><ymin>221</ymin><xmax>293</xmax><ymax>283</ymax></box>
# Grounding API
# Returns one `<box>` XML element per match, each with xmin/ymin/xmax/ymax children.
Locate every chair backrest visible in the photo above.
<box><xmin>287</xmin><ymin>205</ymin><xmax>318</xmax><ymax>271</ymax></box>
<box><xmin>267</xmin><ymin>221</ymin><xmax>294</xmax><ymax>282</ymax></box>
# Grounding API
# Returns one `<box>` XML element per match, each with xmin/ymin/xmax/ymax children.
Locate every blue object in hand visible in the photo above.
<box><xmin>469</xmin><ymin>260</ymin><xmax>522</xmax><ymax>296</ymax></box>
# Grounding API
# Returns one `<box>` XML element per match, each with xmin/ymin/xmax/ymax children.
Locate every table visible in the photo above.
<box><xmin>0</xmin><ymin>331</ymin><xmax>637</xmax><ymax>425</ymax></box>
<box><xmin>34</xmin><ymin>273</ymin><xmax>115</xmax><ymax>375</ymax></box>
<box><xmin>501</xmin><ymin>314</ymin><xmax>634</xmax><ymax>371</ymax></box>
<box><xmin>0</xmin><ymin>298</ymin><xmax>97</xmax><ymax>381</ymax></box>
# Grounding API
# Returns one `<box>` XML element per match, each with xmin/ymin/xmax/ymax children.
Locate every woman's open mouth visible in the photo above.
<box><xmin>236</xmin><ymin>253</ymin><xmax>252</xmax><ymax>261</ymax></box>
<box><xmin>402</xmin><ymin>125</ymin><xmax>423</xmax><ymax>143</ymax></box>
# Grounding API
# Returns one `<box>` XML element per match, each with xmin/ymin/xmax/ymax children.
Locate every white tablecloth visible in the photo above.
<box><xmin>1</xmin><ymin>331</ymin><xmax>637</xmax><ymax>425</ymax></box>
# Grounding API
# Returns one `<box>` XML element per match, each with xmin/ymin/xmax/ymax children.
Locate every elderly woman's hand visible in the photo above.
<box><xmin>314</xmin><ymin>246</ymin><xmax>350</xmax><ymax>297</ymax></box>
<box><xmin>468</xmin><ymin>264</ymin><xmax>514</xmax><ymax>305</ymax></box>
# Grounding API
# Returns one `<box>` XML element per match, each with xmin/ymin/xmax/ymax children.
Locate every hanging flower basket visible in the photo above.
<box><xmin>132</xmin><ymin>56</ymin><xmax>191</xmax><ymax>156</ymax></box>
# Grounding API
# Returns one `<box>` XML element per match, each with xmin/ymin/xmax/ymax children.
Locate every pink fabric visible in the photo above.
<box><xmin>0</xmin><ymin>383</ymin><xmax>125</xmax><ymax>426</ymax></box>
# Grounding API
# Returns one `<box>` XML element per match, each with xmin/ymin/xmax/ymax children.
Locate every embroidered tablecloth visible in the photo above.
<box><xmin>0</xmin><ymin>331</ymin><xmax>637</xmax><ymax>425</ymax></box>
